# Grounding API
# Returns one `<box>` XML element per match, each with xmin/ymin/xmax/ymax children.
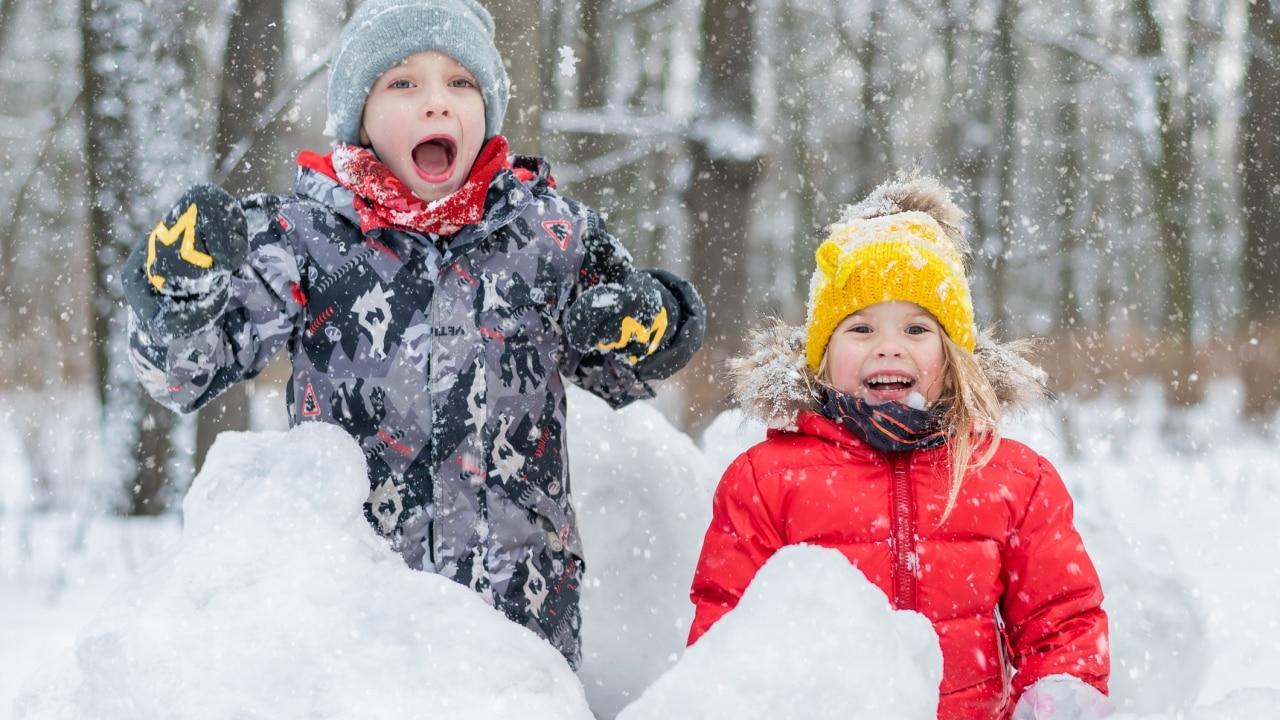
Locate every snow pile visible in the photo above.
<box><xmin>1076</xmin><ymin>513</ymin><xmax>1208</xmax><ymax>717</ymax></box>
<box><xmin>10</xmin><ymin>381</ymin><xmax>1280</xmax><ymax>719</ymax></box>
<box><xmin>567</xmin><ymin>388</ymin><xmax>719</xmax><ymax>716</ymax></box>
<box><xmin>11</xmin><ymin>396</ymin><xmax>951</xmax><ymax>720</ymax></box>
<box><xmin>617</xmin><ymin>544</ymin><xmax>943</xmax><ymax>720</ymax></box>
<box><xmin>12</xmin><ymin>423</ymin><xmax>594</xmax><ymax>720</ymax></box>
<box><xmin>1191</xmin><ymin>688</ymin><xmax>1280</xmax><ymax>720</ymax></box>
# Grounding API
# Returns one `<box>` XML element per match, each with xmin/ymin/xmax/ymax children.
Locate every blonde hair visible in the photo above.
<box><xmin>816</xmin><ymin>325</ymin><xmax>1003</xmax><ymax>525</ymax></box>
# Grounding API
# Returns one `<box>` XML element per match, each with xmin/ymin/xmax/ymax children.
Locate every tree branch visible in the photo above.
<box><xmin>215</xmin><ymin>39</ymin><xmax>337</xmax><ymax>184</ymax></box>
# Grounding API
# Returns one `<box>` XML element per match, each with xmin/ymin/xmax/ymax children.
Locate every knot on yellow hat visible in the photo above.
<box><xmin>805</xmin><ymin>210</ymin><xmax>975</xmax><ymax>371</ymax></box>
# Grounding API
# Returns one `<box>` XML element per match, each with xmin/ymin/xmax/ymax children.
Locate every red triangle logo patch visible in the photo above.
<box><xmin>301</xmin><ymin>383</ymin><xmax>321</xmax><ymax>418</ymax></box>
<box><xmin>543</xmin><ymin>220</ymin><xmax>571</xmax><ymax>250</ymax></box>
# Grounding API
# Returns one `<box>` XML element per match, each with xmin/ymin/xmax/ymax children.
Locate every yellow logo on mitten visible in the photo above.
<box><xmin>596</xmin><ymin>306</ymin><xmax>669</xmax><ymax>363</ymax></box>
<box><xmin>146</xmin><ymin>203</ymin><xmax>214</xmax><ymax>291</ymax></box>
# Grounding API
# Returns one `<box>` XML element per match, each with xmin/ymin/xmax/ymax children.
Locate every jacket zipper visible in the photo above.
<box><xmin>889</xmin><ymin>452</ymin><xmax>918</xmax><ymax>611</ymax></box>
<box><xmin>993</xmin><ymin>607</ymin><xmax>1015</xmax><ymax>716</ymax></box>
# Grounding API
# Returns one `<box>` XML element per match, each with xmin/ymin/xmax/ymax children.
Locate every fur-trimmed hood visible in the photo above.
<box><xmin>729</xmin><ymin>318</ymin><xmax>1050</xmax><ymax>429</ymax></box>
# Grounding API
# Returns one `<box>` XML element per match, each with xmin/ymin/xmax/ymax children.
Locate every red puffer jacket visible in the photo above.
<box><xmin>688</xmin><ymin>411</ymin><xmax>1108</xmax><ymax>720</ymax></box>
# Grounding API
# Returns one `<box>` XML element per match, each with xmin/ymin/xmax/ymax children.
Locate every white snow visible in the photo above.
<box><xmin>11</xmin><ymin>424</ymin><xmax>594</xmax><ymax>720</ymax></box>
<box><xmin>4</xmin><ymin>380</ymin><xmax>1280</xmax><ymax>719</ymax></box>
<box><xmin>557</xmin><ymin>46</ymin><xmax>579</xmax><ymax>78</ymax></box>
<box><xmin>617</xmin><ymin>544</ymin><xmax>943</xmax><ymax>720</ymax></box>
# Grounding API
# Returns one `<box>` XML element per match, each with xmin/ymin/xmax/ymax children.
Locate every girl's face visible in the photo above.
<box><xmin>824</xmin><ymin>301</ymin><xmax>947</xmax><ymax>406</ymax></box>
<box><xmin>359</xmin><ymin>51</ymin><xmax>487</xmax><ymax>202</ymax></box>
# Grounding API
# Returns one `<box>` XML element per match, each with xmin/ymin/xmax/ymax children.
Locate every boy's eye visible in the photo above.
<box><xmin>389</xmin><ymin>78</ymin><xmax>414</xmax><ymax>89</ymax></box>
<box><xmin>451</xmin><ymin>77</ymin><xmax>477</xmax><ymax>89</ymax></box>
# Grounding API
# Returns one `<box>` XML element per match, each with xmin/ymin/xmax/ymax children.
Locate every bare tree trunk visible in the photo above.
<box><xmin>682</xmin><ymin>0</ymin><xmax>762</xmax><ymax>434</ymax></box>
<box><xmin>988</xmin><ymin>0</ymin><xmax>1018</xmax><ymax>330</ymax></box>
<box><xmin>946</xmin><ymin>2</ymin><xmax>995</xmax><ymax>318</ymax></box>
<box><xmin>850</xmin><ymin>0</ymin><xmax>890</xmax><ymax>200</ymax></box>
<box><xmin>573</xmin><ymin>0</ymin><xmax>610</xmax><ymax>109</ymax></box>
<box><xmin>1052</xmin><ymin>16</ymin><xmax>1086</xmax><ymax>336</ymax></box>
<box><xmin>215</xmin><ymin>0</ymin><xmax>286</xmax><ymax>193</ymax></box>
<box><xmin>81</xmin><ymin>0</ymin><xmax>194</xmax><ymax>515</ymax></box>
<box><xmin>1048</xmin><ymin>5</ymin><xmax>1090</xmax><ymax>457</ymax></box>
<box><xmin>0</xmin><ymin>0</ymin><xmax>17</xmax><ymax>58</ymax></box>
<box><xmin>932</xmin><ymin>0</ymin><xmax>963</xmax><ymax>175</ymax></box>
<box><xmin>1240</xmin><ymin>0</ymin><xmax>1280</xmax><ymax>420</ymax></box>
<box><xmin>490</xmin><ymin>0</ymin><xmax>543</xmax><ymax>156</ymax></box>
<box><xmin>1134</xmin><ymin>0</ymin><xmax>1202</xmax><ymax>408</ymax></box>
<box><xmin>551</xmin><ymin>0</ymin><xmax>635</xmax><ymax>249</ymax></box>
<box><xmin>193</xmin><ymin>0</ymin><xmax>287</xmax><ymax>474</ymax></box>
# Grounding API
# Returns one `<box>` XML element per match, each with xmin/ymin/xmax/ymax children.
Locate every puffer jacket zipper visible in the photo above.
<box><xmin>888</xmin><ymin>452</ymin><xmax>918</xmax><ymax>611</ymax></box>
<box><xmin>993</xmin><ymin>606</ymin><xmax>1016</xmax><ymax>717</ymax></box>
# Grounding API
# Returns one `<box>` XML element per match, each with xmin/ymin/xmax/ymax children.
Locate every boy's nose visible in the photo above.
<box><xmin>421</xmin><ymin>90</ymin><xmax>452</xmax><ymax>118</ymax></box>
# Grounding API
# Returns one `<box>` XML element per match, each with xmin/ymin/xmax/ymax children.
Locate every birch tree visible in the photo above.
<box><xmin>80</xmin><ymin>0</ymin><xmax>200</xmax><ymax>514</ymax></box>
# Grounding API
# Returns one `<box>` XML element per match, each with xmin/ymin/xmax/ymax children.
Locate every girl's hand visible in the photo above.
<box><xmin>1013</xmin><ymin>675</ymin><xmax>1115</xmax><ymax>720</ymax></box>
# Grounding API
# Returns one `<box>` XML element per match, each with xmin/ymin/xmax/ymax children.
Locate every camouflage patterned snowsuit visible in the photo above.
<box><xmin>127</xmin><ymin>154</ymin><xmax>703</xmax><ymax>667</ymax></box>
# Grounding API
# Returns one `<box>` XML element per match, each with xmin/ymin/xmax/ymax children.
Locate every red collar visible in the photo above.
<box><xmin>297</xmin><ymin>135</ymin><xmax>511</xmax><ymax>236</ymax></box>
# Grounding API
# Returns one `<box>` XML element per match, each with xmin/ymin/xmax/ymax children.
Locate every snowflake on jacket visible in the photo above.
<box><xmin>127</xmin><ymin>153</ymin><xmax>704</xmax><ymax>669</ymax></box>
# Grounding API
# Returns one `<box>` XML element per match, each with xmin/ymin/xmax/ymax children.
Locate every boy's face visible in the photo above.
<box><xmin>824</xmin><ymin>301</ymin><xmax>946</xmax><ymax>406</ymax></box>
<box><xmin>359</xmin><ymin>51</ymin><xmax>487</xmax><ymax>202</ymax></box>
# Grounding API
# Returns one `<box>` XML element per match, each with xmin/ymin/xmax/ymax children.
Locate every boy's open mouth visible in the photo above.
<box><xmin>413</xmin><ymin>136</ymin><xmax>457</xmax><ymax>181</ymax></box>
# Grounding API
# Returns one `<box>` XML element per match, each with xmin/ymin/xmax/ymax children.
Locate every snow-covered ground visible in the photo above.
<box><xmin>2</xmin><ymin>380</ymin><xmax>1279</xmax><ymax>718</ymax></box>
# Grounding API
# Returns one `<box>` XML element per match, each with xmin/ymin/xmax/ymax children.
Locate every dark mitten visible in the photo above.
<box><xmin>566</xmin><ymin>270</ymin><xmax>680</xmax><ymax>364</ymax></box>
<box><xmin>121</xmin><ymin>184</ymin><xmax>249</xmax><ymax>336</ymax></box>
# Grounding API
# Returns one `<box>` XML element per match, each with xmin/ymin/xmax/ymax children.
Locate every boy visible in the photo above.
<box><xmin>121</xmin><ymin>0</ymin><xmax>704</xmax><ymax>670</ymax></box>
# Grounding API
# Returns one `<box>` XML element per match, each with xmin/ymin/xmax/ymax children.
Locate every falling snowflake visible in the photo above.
<box><xmin>558</xmin><ymin>45</ymin><xmax>579</xmax><ymax>78</ymax></box>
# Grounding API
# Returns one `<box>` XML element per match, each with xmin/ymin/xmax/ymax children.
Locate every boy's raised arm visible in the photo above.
<box><xmin>121</xmin><ymin>184</ymin><xmax>250</xmax><ymax>337</ymax></box>
<box><xmin>558</xmin><ymin>209</ymin><xmax>704</xmax><ymax>407</ymax></box>
<box><xmin>121</xmin><ymin>185</ymin><xmax>298</xmax><ymax>413</ymax></box>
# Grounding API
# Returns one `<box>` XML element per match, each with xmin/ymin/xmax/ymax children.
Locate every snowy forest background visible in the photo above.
<box><xmin>3</xmin><ymin>0</ymin><xmax>1280</xmax><ymax>716</ymax></box>
<box><xmin>2</xmin><ymin>0</ymin><xmax>1280</xmax><ymax>510</ymax></box>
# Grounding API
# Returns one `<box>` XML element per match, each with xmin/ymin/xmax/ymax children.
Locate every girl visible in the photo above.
<box><xmin>687</xmin><ymin>175</ymin><xmax>1110</xmax><ymax>719</ymax></box>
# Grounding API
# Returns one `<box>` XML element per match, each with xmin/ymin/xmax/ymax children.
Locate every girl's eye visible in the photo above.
<box><xmin>905</xmin><ymin>324</ymin><xmax>930</xmax><ymax>335</ymax></box>
<box><xmin>850</xmin><ymin>324</ymin><xmax>872</xmax><ymax>334</ymax></box>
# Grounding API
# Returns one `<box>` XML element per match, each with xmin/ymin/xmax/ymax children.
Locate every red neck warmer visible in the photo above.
<box><xmin>300</xmin><ymin>135</ymin><xmax>511</xmax><ymax>236</ymax></box>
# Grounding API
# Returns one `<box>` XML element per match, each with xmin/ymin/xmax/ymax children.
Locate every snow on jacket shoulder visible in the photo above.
<box><xmin>688</xmin><ymin>324</ymin><xmax>1107</xmax><ymax>720</ymax></box>
<box><xmin>127</xmin><ymin>153</ymin><xmax>702</xmax><ymax>668</ymax></box>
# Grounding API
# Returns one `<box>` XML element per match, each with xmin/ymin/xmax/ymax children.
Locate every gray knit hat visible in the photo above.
<box><xmin>326</xmin><ymin>0</ymin><xmax>510</xmax><ymax>145</ymax></box>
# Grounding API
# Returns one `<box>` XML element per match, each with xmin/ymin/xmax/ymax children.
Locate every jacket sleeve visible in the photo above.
<box><xmin>558</xmin><ymin>207</ymin><xmax>704</xmax><ymax>409</ymax></box>
<box><xmin>1000</xmin><ymin>454</ymin><xmax>1109</xmax><ymax>702</ymax></box>
<box><xmin>127</xmin><ymin>193</ymin><xmax>304</xmax><ymax>414</ymax></box>
<box><xmin>687</xmin><ymin>452</ymin><xmax>785</xmax><ymax>645</ymax></box>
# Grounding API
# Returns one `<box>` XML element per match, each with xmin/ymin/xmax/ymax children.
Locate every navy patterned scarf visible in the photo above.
<box><xmin>818</xmin><ymin>388</ymin><xmax>949</xmax><ymax>453</ymax></box>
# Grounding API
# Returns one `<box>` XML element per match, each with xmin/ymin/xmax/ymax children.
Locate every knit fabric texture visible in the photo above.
<box><xmin>326</xmin><ymin>0</ymin><xmax>510</xmax><ymax>145</ymax></box>
<box><xmin>805</xmin><ymin>210</ymin><xmax>975</xmax><ymax>372</ymax></box>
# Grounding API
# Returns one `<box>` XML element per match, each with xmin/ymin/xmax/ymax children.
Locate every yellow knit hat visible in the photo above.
<box><xmin>805</xmin><ymin>208</ymin><xmax>975</xmax><ymax>372</ymax></box>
